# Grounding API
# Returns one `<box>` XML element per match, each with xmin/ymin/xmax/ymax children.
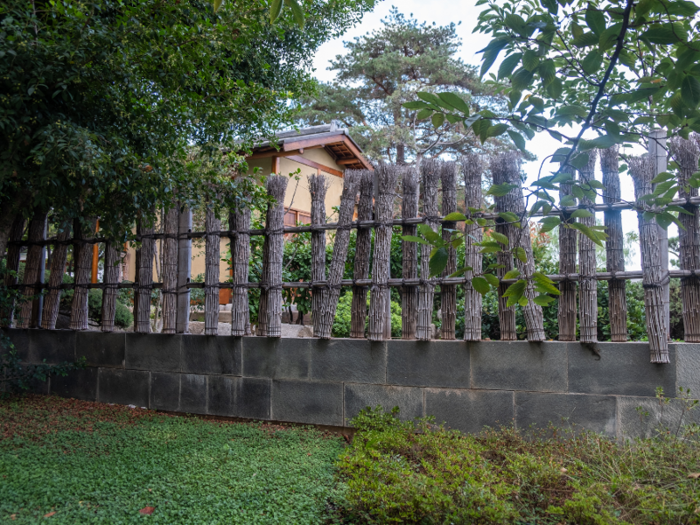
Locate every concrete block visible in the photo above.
<box><xmin>50</xmin><ymin>367</ymin><xmax>98</xmax><ymax>401</ymax></box>
<box><xmin>98</xmin><ymin>368</ymin><xmax>149</xmax><ymax>407</ymax></box>
<box><xmin>241</xmin><ymin>337</ymin><xmax>311</xmax><ymax>380</ymax></box>
<box><xmin>470</xmin><ymin>341</ymin><xmax>567</xmax><ymax>392</ymax></box>
<box><xmin>29</xmin><ymin>329</ymin><xmax>75</xmax><ymax>364</ymax></box>
<box><xmin>568</xmin><ymin>342</ymin><xmax>675</xmax><ymax>397</ymax></box>
<box><xmin>2</xmin><ymin>328</ymin><xmax>30</xmax><ymax>360</ymax></box>
<box><xmin>310</xmin><ymin>339</ymin><xmax>386</xmax><ymax>384</ymax></box>
<box><xmin>236</xmin><ymin>377</ymin><xmax>271</xmax><ymax>420</ymax></box>
<box><xmin>425</xmin><ymin>389</ymin><xmax>514</xmax><ymax>434</ymax></box>
<box><xmin>271</xmin><ymin>380</ymin><xmax>343</xmax><ymax>426</ymax></box>
<box><xmin>387</xmin><ymin>340</ymin><xmax>469</xmax><ymax>388</ymax></box>
<box><xmin>344</xmin><ymin>383</ymin><xmax>423</xmax><ymax>424</ymax></box>
<box><xmin>150</xmin><ymin>373</ymin><xmax>180</xmax><ymax>412</ymax></box>
<box><xmin>617</xmin><ymin>395</ymin><xmax>700</xmax><ymax>440</ymax></box>
<box><xmin>675</xmin><ymin>344</ymin><xmax>700</xmax><ymax>398</ymax></box>
<box><xmin>76</xmin><ymin>332</ymin><xmax>125</xmax><ymax>368</ymax></box>
<box><xmin>208</xmin><ymin>376</ymin><xmax>235</xmax><ymax>417</ymax></box>
<box><xmin>515</xmin><ymin>392</ymin><xmax>617</xmax><ymax>437</ymax></box>
<box><xmin>125</xmin><ymin>333</ymin><xmax>181</xmax><ymax>372</ymax></box>
<box><xmin>181</xmin><ymin>335</ymin><xmax>240</xmax><ymax>376</ymax></box>
<box><xmin>180</xmin><ymin>374</ymin><xmax>207</xmax><ymax>414</ymax></box>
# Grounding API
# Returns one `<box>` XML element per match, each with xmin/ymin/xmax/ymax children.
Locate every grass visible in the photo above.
<box><xmin>0</xmin><ymin>395</ymin><xmax>345</xmax><ymax>524</ymax></box>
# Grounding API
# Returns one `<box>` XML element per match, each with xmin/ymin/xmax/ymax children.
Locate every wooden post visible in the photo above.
<box><xmin>258</xmin><ymin>175</ymin><xmax>288</xmax><ymax>337</ymax></box>
<box><xmin>91</xmin><ymin>219</ymin><xmax>99</xmax><ymax>283</ymax></box>
<box><xmin>41</xmin><ymin>222</ymin><xmax>71</xmax><ymax>330</ymax></box>
<box><xmin>70</xmin><ymin>217</ymin><xmax>97</xmax><ymax>330</ymax></box>
<box><xmin>601</xmin><ymin>147</ymin><xmax>627</xmax><ymax>342</ymax></box>
<box><xmin>558</xmin><ymin>168</ymin><xmax>577</xmax><ymax>341</ymax></box>
<box><xmin>101</xmin><ymin>241</ymin><xmax>119</xmax><ymax>332</ymax></box>
<box><xmin>309</xmin><ymin>174</ymin><xmax>328</xmax><ymax>337</ymax></box>
<box><xmin>401</xmin><ymin>167</ymin><xmax>419</xmax><ymax>339</ymax></box>
<box><xmin>135</xmin><ymin>216</ymin><xmax>155</xmax><ymax>333</ymax></box>
<box><xmin>231</xmin><ymin>204</ymin><xmax>251</xmax><ymax>336</ymax></box>
<box><xmin>578</xmin><ymin>151</ymin><xmax>598</xmax><ymax>343</ymax></box>
<box><xmin>204</xmin><ymin>208</ymin><xmax>221</xmax><ymax>335</ymax></box>
<box><xmin>368</xmin><ymin>164</ymin><xmax>398</xmax><ymax>341</ymax></box>
<box><xmin>649</xmin><ymin>129</ymin><xmax>670</xmax><ymax>336</ymax></box>
<box><xmin>161</xmin><ymin>205</ymin><xmax>179</xmax><ymax>334</ymax></box>
<box><xmin>1</xmin><ymin>215</ymin><xmax>26</xmax><ymax>327</ymax></box>
<box><xmin>176</xmin><ymin>205</ymin><xmax>192</xmax><ymax>334</ymax></box>
<box><xmin>440</xmin><ymin>162</ymin><xmax>458</xmax><ymax>340</ymax></box>
<box><xmin>463</xmin><ymin>153</ymin><xmax>484</xmax><ymax>341</ymax></box>
<box><xmin>350</xmin><ymin>170</ymin><xmax>374</xmax><ymax>338</ymax></box>
<box><xmin>17</xmin><ymin>211</ymin><xmax>47</xmax><ymax>329</ymax></box>
<box><xmin>630</xmin><ymin>155</ymin><xmax>669</xmax><ymax>363</ymax></box>
<box><xmin>417</xmin><ymin>159</ymin><xmax>441</xmax><ymax>340</ymax></box>
<box><xmin>670</xmin><ymin>136</ymin><xmax>700</xmax><ymax>342</ymax></box>
<box><xmin>317</xmin><ymin>172</ymin><xmax>360</xmax><ymax>339</ymax></box>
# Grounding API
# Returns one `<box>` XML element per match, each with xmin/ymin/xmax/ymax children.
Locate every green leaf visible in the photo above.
<box><xmin>418</xmin><ymin>224</ymin><xmax>442</xmax><ymax>243</ymax></box>
<box><xmin>504</xmin><ymin>13</ymin><xmax>527</xmax><ymax>36</ymax></box>
<box><xmin>487</xmin><ymin>183</ymin><xmax>517</xmax><ymax>196</ymax></box>
<box><xmin>570</xmin><ymin>209</ymin><xmax>594</xmax><ymax>219</ymax></box>
<box><xmin>491</xmin><ymin>231</ymin><xmax>510</xmax><ymax>245</ymax></box>
<box><xmin>498</xmin><ymin>212</ymin><xmax>520</xmax><ymax>223</ymax></box>
<box><xmin>449</xmin><ymin>266</ymin><xmax>472</xmax><ymax>278</ymax></box>
<box><xmin>642</xmin><ymin>23</ymin><xmax>687</xmax><ymax>45</ymax></box>
<box><xmin>582</xmin><ymin>50</ymin><xmax>603</xmax><ymax>74</ymax></box>
<box><xmin>533</xmin><ymin>294</ymin><xmax>556</xmax><ymax>306</ymax></box>
<box><xmin>539</xmin><ymin>216</ymin><xmax>561</xmax><ymax>233</ymax></box>
<box><xmin>479</xmin><ymin>38</ymin><xmax>509</xmax><ymax>77</ymax></box>
<box><xmin>487</xmin><ymin>123</ymin><xmax>509</xmax><ymax>138</ymax></box>
<box><xmin>507</xmin><ymin>130</ymin><xmax>526</xmax><ymax>151</ymax></box>
<box><xmin>503</xmin><ymin>269</ymin><xmax>521</xmax><ymax>280</ymax></box>
<box><xmin>483</xmin><ymin>273</ymin><xmax>500</xmax><ymax>287</ymax></box>
<box><xmin>556</xmin><ymin>105</ymin><xmax>589</xmax><ymax>118</ymax></box>
<box><xmin>570</xmin><ymin>222</ymin><xmax>604</xmax><ymax>247</ymax></box>
<box><xmin>651</xmin><ymin>171</ymin><xmax>674</xmax><ymax>184</ymax></box>
<box><xmin>438</xmin><ymin>92</ymin><xmax>471</xmax><ymax>115</ymax></box>
<box><xmin>269</xmin><ymin>0</ymin><xmax>283</xmax><ymax>22</ymax></box>
<box><xmin>212</xmin><ymin>0</ymin><xmax>224</xmax><ymax>12</ymax></box>
<box><xmin>509</xmin><ymin>89</ymin><xmax>523</xmax><ymax>109</ymax></box>
<box><xmin>585</xmin><ymin>8</ymin><xmax>606</xmax><ymax>35</ymax></box>
<box><xmin>416</xmin><ymin>108</ymin><xmax>433</xmax><ymax>120</ymax></box>
<box><xmin>403</xmin><ymin>101</ymin><xmax>431</xmax><ymax>110</ymax></box>
<box><xmin>681</xmin><ymin>76</ymin><xmax>700</xmax><ymax>108</ymax></box>
<box><xmin>416</xmin><ymin>92</ymin><xmax>442</xmax><ymax>106</ymax></box>
<box><xmin>570</xmin><ymin>153</ymin><xmax>591</xmax><ymax>170</ymax></box>
<box><xmin>498</xmin><ymin>53</ymin><xmax>522</xmax><ymax>79</ymax></box>
<box><xmin>284</xmin><ymin>0</ymin><xmax>304</xmax><ymax>27</ymax></box>
<box><xmin>514</xmin><ymin>247</ymin><xmax>527</xmax><ymax>263</ymax></box>
<box><xmin>401</xmin><ymin>235</ymin><xmax>430</xmax><ymax>245</ymax></box>
<box><xmin>572</xmin><ymin>32</ymin><xmax>599</xmax><ymax>47</ymax></box>
<box><xmin>432</xmin><ymin>113</ymin><xmax>445</xmax><ymax>128</ymax></box>
<box><xmin>503</xmin><ymin>279</ymin><xmax>527</xmax><ymax>297</ymax></box>
<box><xmin>523</xmin><ymin>50</ymin><xmax>539</xmax><ymax>71</ymax></box>
<box><xmin>656</xmin><ymin>212</ymin><xmax>674</xmax><ymax>230</ymax></box>
<box><xmin>444</xmin><ymin>212</ymin><xmax>467</xmax><ymax>221</ymax></box>
<box><xmin>547</xmin><ymin>77</ymin><xmax>563</xmax><ymax>99</ymax></box>
<box><xmin>429</xmin><ymin>247</ymin><xmax>449</xmax><ymax>277</ymax></box>
<box><xmin>511</xmin><ymin>68</ymin><xmax>535</xmax><ymax>91</ymax></box>
<box><xmin>599</xmin><ymin>23</ymin><xmax>622</xmax><ymax>51</ymax></box>
<box><xmin>471</xmin><ymin>276</ymin><xmax>491</xmax><ymax>295</ymax></box>
<box><xmin>540</xmin><ymin>0</ymin><xmax>558</xmax><ymax>14</ymax></box>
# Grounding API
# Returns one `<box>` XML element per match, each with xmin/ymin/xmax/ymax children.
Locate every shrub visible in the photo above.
<box><xmin>332</xmin><ymin>293</ymin><xmax>401</xmax><ymax>338</ymax></box>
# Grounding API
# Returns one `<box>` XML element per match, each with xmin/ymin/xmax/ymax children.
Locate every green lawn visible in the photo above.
<box><xmin>0</xmin><ymin>395</ymin><xmax>345</xmax><ymax>524</ymax></box>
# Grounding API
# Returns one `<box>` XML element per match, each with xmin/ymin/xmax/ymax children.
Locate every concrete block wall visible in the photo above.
<box><xmin>4</xmin><ymin>329</ymin><xmax>700</xmax><ymax>439</ymax></box>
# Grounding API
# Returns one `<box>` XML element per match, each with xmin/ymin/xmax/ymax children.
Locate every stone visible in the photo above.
<box><xmin>125</xmin><ymin>333</ymin><xmax>181</xmax><ymax>372</ymax></box>
<box><xmin>271</xmin><ymin>380</ymin><xmax>343</xmax><ymax>426</ymax></box>
<box><xmin>208</xmin><ymin>376</ymin><xmax>235</xmax><ymax>417</ymax></box>
<box><xmin>568</xmin><ymin>342</ymin><xmax>676</xmax><ymax>397</ymax></box>
<box><xmin>425</xmin><ymin>389</ymin><xmax>514</xmax><ymax>434</ymax></box>
<box><xmin>98</xmin><ymin>368</ymin><xmax>150</xmax><ymax>407</ymax></box>
<box><xmin>180</xmin><ymin>374</ymin><xmax>207</xmax><ymax>414</ymax></box>
<box><xmin>181</xmin><ymin>335</ymin><xmax>240</xmax><ymax>375</ymax></box>
<box><xmin>675</xmin><ymin>344</ymin><xmax>700</xmax><ymax>398</ymax></box>
<box><xmin>387</xmin><ymin>340</ymin><xmax>469</xmax><ymax>388</ymax></box>
<box><xmin>187</xmin><ymin>321</ymin><xmax>231</xmax><ymax>335</ymax></box>
<box><xmin>235</xmin><ymin>378</ymin><xmax>271</xmax><ymax>420</ymax></box>
<box><xmin>50</xmin><ymin>367</ymin><xmax>98</xmax><ymax>401</ymax></box>
<box><xmin>241</xmin><ymin>337</ymin><xmax>311</xmax><ymax>380</ymax></box>
<box><xmin>150</xmin><ymin>372</ymin><xmax>180</xmax><ymax>411</ymax></box>
<box><xmin>344</xmin><ymin>383</ymin><xmax>423</xmax><ymax>425</ymax></box>
<box><xmin>76</xmin><ymin>331</ymin><xmax>125</xmax><ymax>368</ymax></box>
<box><xmin>2</xmin><ymin>328</ymin><xmax>30</xmax><ymax>360</ymax></box>
<box><xmin>310</xmin><ymin>339</ymin><xmax>386</xmax><ymax>384</ymax></box>
<box><xmin>470</xmin><ymin>341</ymin><xmax>567</xmax><ymax>392</ymax></box>
<box><xmin>617</xmin><ymin>395</ymin><xmax>700</xmax><ymax>440</ymax></box>
<box><xmin>29</xmin><ymin>329</ymin><xmax>76</xmax><ymax>364</ymax></box>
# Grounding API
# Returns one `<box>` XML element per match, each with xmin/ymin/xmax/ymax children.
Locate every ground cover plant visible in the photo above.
<box><xmin>0</xmin><ymin>395</ymin><xmax>345</xmax><ymax>524</ymax></box>
<box><xmin>331</xmin><ymin>406</ymin><xmax>700</xmax><ymax>524</ymax></box>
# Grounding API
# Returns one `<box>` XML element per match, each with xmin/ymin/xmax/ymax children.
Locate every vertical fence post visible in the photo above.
<box><xmin>258</xmin><ymin>175</ymin><xmax>288</xmax><ymax>337</ymax></box>
<box><xmin>578</xmin><ymin>151</ymin><xmax>598</xmax><ymax>343</ymax></box>
<box><xmin>309</xmin><ymin>175</ymin><xmax>328</xmax><ymax>337</ymax></box>
<box><xmin>417</xmin><ymin>160</ymin><xmax>441</xmax><ymax>340</ymax></box>
<box><xmin>17</xmin><ymin>211</ymin><xmax>47</xmax><ymax>329</ymax></box>
<box><xmin>630</xmin><ymin>155</ymin><xmax>669</xmax><ymax>363</ymax></box>
<box><xmin>161</xmin><ymin>205</ymin><xmax>179</xmax><ymax>334</ymax></box>
<box><xmin>463</xmin><ymin>154</ymin><xmax>483</xmax><ymax>341</ymax></box>
<box><xmin>440</xmin><ymin>162</ymin><xmax>457</xmax><ymax>340</ymax></box>
<box><xmin>70</xmin><ymin>217</ymin><xmax>97</xmax><ymax>330</ymax></box>
<box><xmin>231</xmin><ymin>205</ymin><xmax>251</xmax><ymax>337</ymax></box>
<box><xmin>135</xmin><ymin>216</ymin><xmax>155</xmax><ymax>333</ymax></box>
<box><xmin>1</xmin><ymin>215</ymin><xmax>26</xmax><ymax>327</ymax></box>
<box><xmin>101</xmin><ymin>241</ymin><xmax>119</xmax><ymax>332</ymax></box>
<box><xmin>558</xmin><ymin>168</ymin><xmax>577</xmax><ymax>341</ymax></box>
<box><xmin>41</xmin><ymin>222</ymin><xmax>71</xmax><ymax>330</ymax></box>
<box><xmin>670</xmin><ymin>136</ymin><xmax>700</xmax><ymax>342</ymax></box>
<box><xmin>176</xmin><ymin>205</ymin><xmax>192</xmax><ymax>334</ymax></box>
<box><xmin>317</xmin><ymin>172</ymin><xmax>360</xmax><ymax>339</ymax></box>
<box><xmin>351</xmin><ymin>170</ymin><xmax>374</xmax><ymax>338</ymax></box>
<box><xmin>369</xmin><ymin>164</ymin><xmax>398</xmax><ymax>341</ymax></box>
<box><xmin>204</xmin><ymin>207</ymin><xmax>221</xmax><ymax>335</ymax></box>
<box><xmin>401</xmin><ymin>167</ymin><xmax>419</xmax><ymax>339</ymax></box>
<box><xmin>601</xmin><ymin>146</ymin><xmax>627</xmax><ymax>341</ymax></box>
<box><xmin>649</xmin><ymin>129</ymin><xmax>670</xmax><ymax>337</ymax></box>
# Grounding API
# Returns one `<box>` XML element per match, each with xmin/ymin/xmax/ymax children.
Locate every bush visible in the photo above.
<box><xmin>332</xmin><ymin>293</ymin><xmax>401</xmax><ymax>338</ymax></box>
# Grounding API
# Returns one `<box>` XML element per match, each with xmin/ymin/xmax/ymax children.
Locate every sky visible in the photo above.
<box><xmin>310</xmin><ymin>1</ymin><xmax>663</xmax><ymax>269</ymax></box>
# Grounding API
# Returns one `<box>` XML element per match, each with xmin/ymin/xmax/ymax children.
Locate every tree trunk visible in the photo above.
<box><xmin>578</xmin><ymin>151</ymin><xmax>598</xmax><ymax>343</ymax></box>
<box><xmin>463</xmin><ymin>154</ymin><xmax>484</xmax><ymax>341</ymax></box>
<box><xmin>258</xmin><ymin>176</ymin><xmax>288</xmax><ymax>337</ymax></box>
<box><xmin>101</xmin><ymin>242</ymin><xmax>119</xmax><ymax>332</ymax></box>
<box><xmin>17</xmin><ymin>211</ymin><xmax>47</xmax><ymax>329</ymax></box>
<box><xmin>601</xmin><ymin>147</ymin><xmax>627</xmax><ymax>342</ymax></box>
<box><xmin>417</xmin><ymin>159</ymin><xmax>441</xmax><ymax>340</ymax></box>
<box><xmin>369</xmin><ymin>164</ymin><xmax>398</xmax><ymax>341</ymax></box>
<box><xmin>309</xmin><ymin>174</ymin><xmax>328</xmax><ymax>337</ymax></box>
<box><xmin>670</xmin><ymin>136</ymin><xmax>700</xmax><ymax>342</ymax></box>
<box><xmin>401</xmin><ymin>167</ymin><xmax>419</xmax><ymax>339</ymax></box>
<box><xmin>70</xmin><ymin>217</ymin><xmax>97</xmax><ymax>330</ymax></box>
<box><xmin>630</xmin><ymin>156</ymin><xmax>669</xmax><ymax>363</ymax></box>
<box><xmin>41</xmin><ymin>222</ymin><xmax>71</xmax><ymax>330</ymax></box>
<box><xmin>317</xmin><ymin>172</ymin><xmax>361</xmax><ymax>339</ymax></box>
<box><xmin>351</xmin><ymin>170</ymin><xmax>374</xmax><ymax>338</ymax></box>
<box><xmin>161</xmin><ymin>205</ymin><xmax>179</xmax><ymax>334</ymax></box>
<box><xmin>558</xmin><ymin>170</ymin><xmax>577</xmax><ymax>341</ymax></box>
<box><xmin>135</xmin><ymin>217</ymin><xmax>155</xmax><ymax>333</ymax></box>
<box><xmin>231</xmin><ymin>205</ymin><xmax>251</xmax><ymax>337</ymax></box>
<box><xmin>1</xmin><ymin>215</ymin><xmax>26</xmax><ymax>327</ymax></box>
<box><xmin>204</xmin><ymin>208</ymin><xmax>221</xmax><ymax>335</ymax></box>
<box><xmin>440</xmin><ymin>162</ymin><xmax>458</xmax><ymax>340</ymax></box>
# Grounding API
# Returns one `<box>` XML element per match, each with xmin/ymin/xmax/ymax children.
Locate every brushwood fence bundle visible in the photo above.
<box><xmin>5</xmin><ymin>138</ymin><xmax>700</xmax><ymax>365</ymax></box>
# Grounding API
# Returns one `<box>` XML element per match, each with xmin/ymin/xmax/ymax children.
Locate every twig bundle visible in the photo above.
<box><xmin>558</xmin><ymin>168</ymin><xmax>577</xmax><ymax>341</ymax></box>
<box><xmin>463</xmin><ymin>153</ymin><xmax>484</xmax><ymax>341</ymax></box>
<box><xmin>133</xmin><ymin>216</ymin><xmax>154</xmax><ymax>333</ymax></box>
<box><xmin>578</xmin><ymin>150</ymin><xmax>598</xmax><ymax>343</ymax></box>
<box><xmin>204</xmin><ymin>207</ymin><xmax>221</xmax><ymax>335</ymax></box>
<box><xmin>309</xmin><ymin>174</ymin><xmax>329</xmax><ymax>337</ymax></box>
<box><xmin>441</xmin><ymin>162</ymin><xmax>458</xmax><ymax>340</ymax></box>
<box><xmin>41</xmin><ymin>222</ymin><xmax>71</xmax><ymax>330</ymax></box>
<box><xmin>231</xmin><ymin>205</ymin><xmax>251</xmax><ymax>336</ymax></box>
<box><xmin>101</xmin><ymin>241</ymin><xmax>120</xmax><ymax>332</ymax></box>
<box><xmin>17</xmin><ymin>211</ymin><xmax>47</xmax><ymax>329</ymax></box>
<box><xmin>161</xmin><ymin>205</ymin><xmax>179</xmax><ymax>334</ymax></box>
<box><xmin>401</xmin><ymin>167</ymin><xmax>419</xmax><ymax>339</ymax></box>
<box><xmin>417</xmin><ymin>159</ymin><xmax>441</xmax><ymax>340</ymax></box>
<box><xmin>351</xmin><ymin>170</ymin><xmax>374</xmax><ymax>338</ymax></box>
